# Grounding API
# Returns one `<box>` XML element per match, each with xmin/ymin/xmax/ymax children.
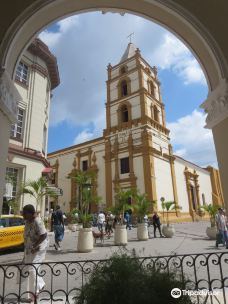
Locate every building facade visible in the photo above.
<box><xmin>48</xmin><ymin>43</ymin><xmax>223</xmax><ymax>221</ymax></box>
<box><xmin>3</xmin><ymin>38</ymin><xmax>59</xmax><ymax>214</ymax></box>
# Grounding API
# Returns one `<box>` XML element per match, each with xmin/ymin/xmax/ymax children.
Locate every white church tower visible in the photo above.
<box><xmin>104</xmin><ymin>43</ymin><xmax>178</xmax><ymax>210</ymax></box>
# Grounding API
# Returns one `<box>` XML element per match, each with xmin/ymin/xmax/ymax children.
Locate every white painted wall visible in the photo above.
<box><xmin>174</xmin><ymin>160</ymin><xmax>190</xmax><ymax>212</ymax></box>
<box><xmin>134</xmin><ymin>155</ymin><xmax>145</xmax><ymax>194</ymax></box>
<box><xmin>154</xmin><ymin>157</ymin><xmax>174</xmax><ymax>210</ymax></box>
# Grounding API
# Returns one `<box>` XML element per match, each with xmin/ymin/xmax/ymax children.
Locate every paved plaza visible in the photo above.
<box><xmin>0</xmin><ymin>221</ymin><xmax>227</xmax><ymax>264</ymax></box>
<box><xmin>0</xmin><ymin>221</ymin><xmax>228</xmax><ymax>303</ymax></box>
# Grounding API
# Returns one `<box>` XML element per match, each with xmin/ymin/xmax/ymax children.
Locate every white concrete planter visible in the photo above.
<box><xmin>71</xmin><ymin>224</ymin><xmax>77</xmax><ymax>232</ymax></box>
<box><xmin>114</xmin><ymin>224</ymin><xmax>128</xmax><ymax>245</ymax></box>
<box><xmin>77</xmin><ymin>227</ymin><xmax>93</xmax><ymax>253</ymax></box>
<box><xmin>206</xmin><ymin>226</ymin><xmax>217</xmax><ymax>240</ymax></box>
<box><xmin>77</xmin><ymin>223</ymin><xmax>83</xmax><ymax>231</ymax></box>
<box><xmin>137</xmin><ymin>223</ymin><xmax>149</xmax><ymax>241</ymax></box>
<box><xmin>68</xmin><ymin>224</ymin><xmax>73</xmax><ymax>231</ymax></box>
<box><xmin>162</xmin><ymin>225</ymin><xmax>175</xmax><ymax>238</ymax></box>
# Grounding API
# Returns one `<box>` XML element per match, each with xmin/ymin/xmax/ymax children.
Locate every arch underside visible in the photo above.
<box><xmin>0</xmin><ymin>0</ymin><xmax>227</xmax><ymax>94</ymax></box>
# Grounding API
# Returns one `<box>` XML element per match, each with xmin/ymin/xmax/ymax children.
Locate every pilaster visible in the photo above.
<box><xmin>142</xmin><ymin>129</ymin><xmax>157</xmax><ymax>204</ymax></box>
<box><xmin>104</xmin><ymin>139</ymin><xmax>112</xmax><ymax>207</ymax></box>
<box><xmin>201</xmin><ymin>78</ymin><xmax>228</xmax><ymax>214</ymax></box>
<box><xmin>168</xmin><ymin>144</ymin><xmax>179</xmax><ymax>216</ymax></box>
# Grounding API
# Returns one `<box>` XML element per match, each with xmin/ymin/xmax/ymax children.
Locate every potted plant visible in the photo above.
<box><xmin>66</xmin><ymin>209</ymin><xmax>79</xmax><ymax>232</ymax></box>
<box><xmin>112</xmin><ymin>189</ymin><xmax>134</xmax><ymax>245</ymax></box>
<box><xmin>161</xmin><ymin>201</ymin><xmax>176</xmax><ymax>238</ymax></box>
<box><xmin>134</xmin><ymin>193</ymin><xmax>153</xmax><ymax>241</ymax></box>
<box><xmin>201</xmin><ymin>203</ymin><xmax>218</xmax><ymax>239</ymax></box>
<box><xmin>77</xmin><ymin>188</ymin><xmax>101</xmax><ymax>253</ymax></box>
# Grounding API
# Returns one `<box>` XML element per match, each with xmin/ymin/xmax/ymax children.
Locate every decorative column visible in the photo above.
<box><xmin>128</xmin><ymin>132</ymin><xmax>137</xmax><ymax>188</ymax></box>
<box><xmin>104</xmin><ymin>138</ymin><xmax>112</xmax><ymax>207</ymax></box>
<box><xmin>201</xmin><ymin>78</ymin><xmax>228</xmax><ymax>212</ymax></box>
<box><xmin>113</xmin><ymin>135</ymin><xmax>119</xmax><ymax>188</ymax></box>
<box><xmin>142</xmin><ymin>129</ymin><xmax>157</xmax><ymax>203</ymax></box>
<box><xmin>0</xmin><ymin>69</ymin><xmax>21</xmax><ymax>214</ymax></box>
<box><xmin>70</xmin><ymin>157</ymin><xmax>78</xmax><ymax>211</ymax></box>
<box><xmin>168</xmin><ymin>144</ymin><xmax>179</xmax><ymax>216</ymax></box>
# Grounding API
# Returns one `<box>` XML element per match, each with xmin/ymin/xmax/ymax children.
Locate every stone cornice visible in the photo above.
<box><xmin>201</xmin><ymin>78</ymin><xmax>228</xmax><ymax>129</ymax></box>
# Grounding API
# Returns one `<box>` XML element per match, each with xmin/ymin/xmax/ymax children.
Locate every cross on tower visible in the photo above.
<box><xmin>127</xmin><ymin>32</ymin><xmax>134</xmax><ymax>43</ymax></box>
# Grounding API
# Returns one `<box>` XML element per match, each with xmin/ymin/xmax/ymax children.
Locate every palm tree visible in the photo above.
<box><xmin>20</xmin><ymin>177</ymin><xmax>57</xmax><ymax>212</ymax></box>
<box><xmin>113</xmin><ymin>188</ymin><xmax>136</xmax><ymax>225</ymax></box>
<box><xmin>68</xmin><ymin>170</ymin><xmax>95</xmax><ymax>212</ymax></box>
<box><xmin>80</xmin><ymin>187</ymin><xmax>101</xmax><ymax>228</ymax></box>
<box><xmin>161</xmin><ymin>201</ymin><xmax>176</xmax><ymax>226</ymax></box>
<box><xmin>133</xmin><ymin>193</ymin><xmax>155</xmax><ymax>223</ymax></box>
<box><xmin>201</xmin><ymin>203</ymin><xmax>218</xmax><ymax>227</ymax></box>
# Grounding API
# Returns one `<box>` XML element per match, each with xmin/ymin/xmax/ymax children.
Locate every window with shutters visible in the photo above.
<box><xmin>11</xmin><ymin>108</ymin><xmax>25</xmax><ymax>140</ymax></box>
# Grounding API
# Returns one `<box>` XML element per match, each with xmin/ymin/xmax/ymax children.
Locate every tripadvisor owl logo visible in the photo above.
<box><xmin>171</xmin><ymin>288</ymin><xmax>182</xmax><ymax>298</ymax></box>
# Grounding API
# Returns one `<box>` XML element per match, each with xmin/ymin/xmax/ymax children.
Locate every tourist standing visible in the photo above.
<box><xmin>22</xmin><ymin>204</ymin><xmax>48</xmax><ymax>300</ymax></box>
<box><xmin>152</xmin><ymin>212</ymin><xmax>163</xmax><ymax>238</ymax></box>
<box><xmin>215</xmin><ymin>208</ymin><xmax>228</xmax><ymax>249</ymax></box>
<box><xmin>105</xmin><ymin>211</ymin><xmax>114</xmax><ymax>237</ymax></box>
<box><xmin>51</xmin><ymin>205</ymin><xmax>65</xmax><ymax>251</ymax></box>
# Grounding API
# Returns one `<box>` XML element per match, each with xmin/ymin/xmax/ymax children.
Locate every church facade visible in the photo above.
<box><xmin>48</xmin><ymin>43</ymin><xmax>223</xmax><ymax>221</ymax></box>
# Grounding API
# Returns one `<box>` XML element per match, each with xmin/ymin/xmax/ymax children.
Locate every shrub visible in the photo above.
<box><xmin>76</xmin><ymin>253</ymin><xmax>192</xmax><ymax>304</ymax></box>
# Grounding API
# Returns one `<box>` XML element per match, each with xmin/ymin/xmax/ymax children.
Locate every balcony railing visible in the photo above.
<box><xmin>0</xmin><ymin>251</ymin><xmax>227</xmax><ymax>303</ymax></box>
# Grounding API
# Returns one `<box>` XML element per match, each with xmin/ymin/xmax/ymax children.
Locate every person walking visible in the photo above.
<box><xmin>21</xmin><ymin>204</ymin><xmax>48</xmax><ymax>301</ymax></box>
<box><xmin>51</xmin><ymin>205</ymin><xmax>65</xmax><ymax>251</ymax></box>
<box><xmin>152</xmin><ymin>211</ymin><xmax>163</xmax><ymax>238</ymax></box>
<box><xmin>215</xmin><ymin>208</ymin><xmax>228</xmax><ymax>249</ymax></box>
<box><xmin>124</xmin><ymin>211</ymin><xmax>131</xmax><ymax>230</ymax></box>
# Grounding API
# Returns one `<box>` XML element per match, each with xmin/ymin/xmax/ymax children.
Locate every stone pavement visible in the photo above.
<box><xmin>0</xmin><ymin>221</ymin><xmax>227</xmax><ymax>264</ymax></box>
<box><xmin>1</xmin><ymin>221</ymin><xmax>228</xmax><ymax>304</ymax></box>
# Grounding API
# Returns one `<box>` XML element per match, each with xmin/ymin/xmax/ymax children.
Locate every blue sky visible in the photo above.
<box><xmin>39</xmin><ymin>12</ymin><xmax>216</xmax><ymax>167</ymax></box>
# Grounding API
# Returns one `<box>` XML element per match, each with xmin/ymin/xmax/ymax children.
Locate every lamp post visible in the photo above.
<box><xmin>160</xmin><ymin>197</ymin><xmax>165</xmax><ymax>222</ymax></box>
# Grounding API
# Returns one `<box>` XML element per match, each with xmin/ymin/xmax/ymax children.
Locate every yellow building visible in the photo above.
<box><xmin>48</xmin><ymin>43</ymin><xmax>223</xmax><ymax>221</ymax></box>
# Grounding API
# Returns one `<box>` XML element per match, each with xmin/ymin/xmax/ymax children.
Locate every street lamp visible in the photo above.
<box><xmin>160</xmin><ymin>197</ymin><xmax>165</xmax><ymax>222</ymax></box>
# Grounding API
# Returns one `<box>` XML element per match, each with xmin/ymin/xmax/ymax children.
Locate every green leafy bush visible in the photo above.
<box><xmin>77</xmin><ymin>253</ymin><xmax>192</xmax><ymax>304</ymax></box>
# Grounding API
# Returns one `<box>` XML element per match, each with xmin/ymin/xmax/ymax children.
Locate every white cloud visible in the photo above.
<box><xmin>39</xmin><ymin>16</ymin><xmax>79</xmax><ymax>48</ymax></box>
<box><xmin>167</xmin><ymin>110</ymin><xmax>217</xmax><ymax>167</ymax></box>
<box><xmin>151</xmin><ymin>33</ymin><xmax>206</xmax><ymax>85</ymax></box>
<box><xmin>39</xmin><ymin>12</ymin><xmax>208</xmax><ymax>157</ymax></box>
<box><xmin>73</xmin><ymin>129</ymin><xmax>94</xmax><ymax>144</ymax></box>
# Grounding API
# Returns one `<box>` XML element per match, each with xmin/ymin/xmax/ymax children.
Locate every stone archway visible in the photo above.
<box><xmin>0</xmin><ymin>0</ymin><xmax>228</xmax><ymax>213</ymax></box>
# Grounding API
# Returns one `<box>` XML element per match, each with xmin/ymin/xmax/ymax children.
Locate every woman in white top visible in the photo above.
<box><xmin>22</xmin><ymin>204</ymin><xmax>48</xmax><ymax>301</ymax></box>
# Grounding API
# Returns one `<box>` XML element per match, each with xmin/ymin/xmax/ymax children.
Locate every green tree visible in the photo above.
<box><xmin>80</xmin><ymin>187</ymin><xmax>101</xmax><ymax>228</ymax></box>
<box><xmin>161</xmin><ymin>201</ymin><xmax>176</xmax><ymax>226</ymax></box>
<box><xmin>201</xmin><ymin>203</ymin><xmax>218</xmax><ymax>227</ymax></box>
<box><xmin>19</xmin><ymin>177</ymin><xmax>57</xmax><ymax>212</ymax></box>
<box><xmin>112</xmin><ymin>188</ymin><xmax>136</xmax><ymax>225</ymax></box>
<box><xmin>133</xmin><ymin>193</ymin><xmax>155</xmax><ymax>223</ymax></box>
<box><xmin>68</xmin><ymin>170</ymin><xmax>95</xmax><ymax>211</ymax></box>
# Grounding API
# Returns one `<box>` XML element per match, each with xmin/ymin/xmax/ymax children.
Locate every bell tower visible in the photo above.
<box><xmin>104</xmin><ymin>43</ymin><xmax>173</xmax><ymax>208</ymax></box>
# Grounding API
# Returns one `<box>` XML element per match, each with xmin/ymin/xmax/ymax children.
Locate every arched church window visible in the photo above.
<box><xmin>148</xmin><ymin>81</ymin><xmax>155</xmax><ymax>96</ymax></box>
<box><xmin>121</xmin><ymin>105</ymin><xmax>129</xmax><ymax>123</ymax></box>
<box><xmin>121</xmin><ymin>80</ymin><xmax>128</xmax><ymax>97</ymax></box>
<box><xmin>153</xmin><ymin>105</ymin><xmax>160</xmax><ymax>123</ymax></box>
